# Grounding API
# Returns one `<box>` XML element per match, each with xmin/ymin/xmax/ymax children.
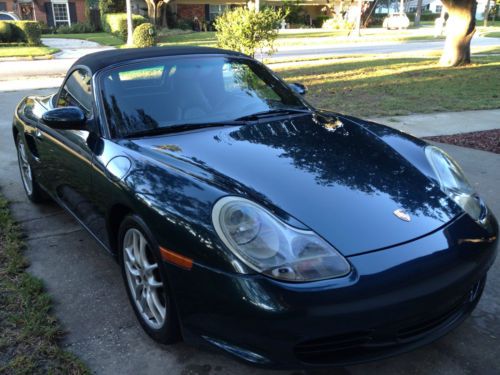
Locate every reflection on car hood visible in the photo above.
<box><xmin>126</xmin><ymin>113</ymin><xmax>461</xmax><ymax>256</ymax></box>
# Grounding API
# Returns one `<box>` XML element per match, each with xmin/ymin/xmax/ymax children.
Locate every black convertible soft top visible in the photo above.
<box><xmin>72</xmin><ymin>46</ymin><xmax>244</xmax><ymax>75</ymax></box>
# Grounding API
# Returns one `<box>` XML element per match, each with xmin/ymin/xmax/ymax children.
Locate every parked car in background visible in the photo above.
<box><xmin>0</xmin><ymin>11</ymin><xmax>20</xmax><ymax>21</ymax></box>
<box><xmin>383</xmin><ymin>13</ymin><xmax>410</xmax><ymax>29</ymax></box>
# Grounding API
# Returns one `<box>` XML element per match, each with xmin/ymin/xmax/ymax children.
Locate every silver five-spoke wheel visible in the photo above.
<box><xmin>17</xmin><ymin>138</ymin><xmax>33</xmax><ymax>196</ymax></box>
<box><xmin>123</xmin><ymin>228</ymin><xmax>167</xmax><ymax>329</ymax></box>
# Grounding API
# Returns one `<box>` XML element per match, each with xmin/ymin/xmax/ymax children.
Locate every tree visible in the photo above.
<box><xmin>414</xmin><ymin>0</ymin><xmax>423</xmax><ymax>26</ymax></box>
<box><xmin>125</xmin><ymin>0</ymin><xmax>133</xmax><ymax>46</ymax></box>
<box><xmin>144</xmin><ymin>0</ymin><xmax>171</xmax><ymax>26</ymax></box>
<box><xmin>439</xmin><ymin>0</ymin><xmax>477</xmax><ymax>67</ymax></box>
<box><xmin>214</xmin><ymin>7</ymin><xmax>284</xmax><ymax>58</ymax></box>
<box><xmin>99</xmin><ymin>0</ymin><xmax>125</xmax><ymax>14</ymax></box>
<box><xmin>483</xmin><ymin>0</ymin><xmax>491</xmax><ymax>26</ymax></box>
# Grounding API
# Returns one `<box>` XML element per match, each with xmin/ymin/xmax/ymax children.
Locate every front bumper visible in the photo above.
<box><xmin>165</xmin><ymin>213</ymin><xmax>498</xmax><ymax>368</ymax></box>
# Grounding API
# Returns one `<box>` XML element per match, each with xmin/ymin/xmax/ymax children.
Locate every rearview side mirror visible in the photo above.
<box><xmin>289</xmin><ymin>82</ymin><xmax>308</xmax><ymax>96</ymax></box>
<box><xmin>42</xmin><ymin>107</ymin><xmax>86</xmax><ymax>130</ymax></box>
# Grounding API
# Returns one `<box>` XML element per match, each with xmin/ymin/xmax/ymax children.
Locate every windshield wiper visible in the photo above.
<box><xmin>235</xmin><ymin>108</ymin><xmax>311</xmax><ymax>122</ymax></box>
<box><xmin>123</xmin><ymin>121</ymin><xmax>245</xmax><ymax>139</ymax></box>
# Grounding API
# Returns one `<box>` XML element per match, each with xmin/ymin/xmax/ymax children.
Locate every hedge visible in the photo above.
<box><xmin>407</xmin><ymin>12</ymin><xmax>441</xmax><ymax>21</ymax></box>
<box><xmin>0</xmin><ymin>21</ymin><xmax>42</xmax><ymax>45</ymax></box>
<box><xmin>0</xmin><ymin>21</ymin><xmax>12</xmax><ymax>42</ymax></box>
<box><xmin>56</xmin><ymin>22</ymin><xmax>96</xmax><ymax>34</ymax></box>
<box><xmin>102</xmin><ymin>13</ymin><xmax>147</xmax><ymax>40</ymax></box>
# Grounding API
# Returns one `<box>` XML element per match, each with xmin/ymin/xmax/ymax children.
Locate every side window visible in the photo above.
<box><xmin>57</xmin><ymin>69</ymin><xmax>93</xmax><ymax>117</ymax></box>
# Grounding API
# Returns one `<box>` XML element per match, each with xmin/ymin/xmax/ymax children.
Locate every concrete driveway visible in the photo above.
<box><xmin>1</xmin><ymin>88</ymin><xmax>499</xmax><ymax>375</ymax></box>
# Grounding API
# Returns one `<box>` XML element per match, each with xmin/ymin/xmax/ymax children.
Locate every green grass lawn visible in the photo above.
<box><xmin>38</xmin><ymin>27</ymin><xmax>443</xmax><ymax>50</ymax></box>
<box><xmin>0</xmin><ymin>46</ymin><xmax>59</xmax><ymax>58</ymax></box>
<box><xmin>477</xmin><ymin>20</ymin><xmax>500</xmax><ymax>37</ymax></box>
<box><xmin>43</xmin><ymin>32</ymin><xmax>124</xmax><ymax>46</ymax></box>
<box><xmin>157</xmin><ymin>27</ymin><xmax>444</xmax><ymax>48</ymax></box>
<box><xmin>0</xmin><ymin>194</ymin><xmax>89</xmax><ymax>374</ymax></box>
<box><xmin>273</xmin><ymin>54</ymin><xmax>500</xmax><ymax>117</ymax></box>
<box><xmin>482</xmin><ymin>31</ymin><xmax>500</xmax><ymax>37</ymax></box>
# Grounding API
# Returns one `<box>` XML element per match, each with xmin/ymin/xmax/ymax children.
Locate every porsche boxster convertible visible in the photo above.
<box><xmin>12</xmin><ymin>47</ymin><xmax>498</xmax><ymax>368</ymax></box>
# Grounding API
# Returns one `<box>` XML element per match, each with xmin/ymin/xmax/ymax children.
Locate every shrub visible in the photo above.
<box><xmin>367</xmin><ymin>14</ymin><xmax>387</xmax><ymax>27</ymax></box>
<box><xmin>406</xmin><ymin>12</ymin><xmax>441</xmax><ymax>22</ymax></box>
<box><xmin>314</xmin><ymin>15</ymin><xmax>330</xmax><ymax>27</ymax></box>
<box><xmin>283</xmin><ymin>0</ymin><xmax>304</xmax><ymax>24</ymax></box>
<box><xmin>133</xmin><ymin>22</ymin><xmax>157</xmax><ymax>47</ymax></box>
<box><xmin>322</xmin><ymin>17</ymin><xmax>354</xmax><ymax>30</ymax></box>
<box><xmin>0</xmin><ymin>21</ymin><xmax>13</xmax><ymax>42</ymax></box>
<box><xmin>14</xmin><ymin>21</ymin><xmax>42</xmax><ymax>45</ymax></box>
<box><xmin>215</xmin><ymin>7</ymin><xmax>283</xmax><ymax>58</ymax></box>
<box><xmin>103</xmin><ymin>13</ymin><xmax>147</xmax><ymax>40</ymax></box>
<box><xmin>56</xmin><ymin>22</ymin><xmax>96</xmax><ymax>34</ymax></box>
<box><xmin>99</xmin><ymin>0</ymin><xmax>125</xmax><ymax>15</ymax></box>
<box><xmin>176</xmin><ymin>19</ymin><xmax>193</xmax><ymax>30</ymax></box>
<box><xmin>3</xmin><ymin>21</ymin><xmax>42</xmax><ymax>45</ymax></box>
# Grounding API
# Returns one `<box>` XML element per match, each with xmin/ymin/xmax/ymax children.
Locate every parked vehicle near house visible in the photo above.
<box><xmin>383</xmin><ymin>12</ymin><xmax>410</xmax><ymax>29</ymax></box>
<box><xmin>0</xmin><ymin>11</ymin><xmax>19</xmax><ymax>20</ymax></box>
<box><xmin>12</xmin><ymin>46</ymin><xmax>498</xmax><ymax>368</ymax></box>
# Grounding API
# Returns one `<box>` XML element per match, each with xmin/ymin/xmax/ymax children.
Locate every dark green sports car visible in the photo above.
<box><xmin>12</xmin><ymin>47</ymin><xmax>498</xmax><ymax>368</ymax></box>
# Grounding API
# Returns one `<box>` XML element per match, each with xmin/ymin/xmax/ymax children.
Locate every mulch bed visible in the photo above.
<box><xmin>425</xmin><ymin>129</ymin><xmax>500</xmax><ymax>155</ymax></box>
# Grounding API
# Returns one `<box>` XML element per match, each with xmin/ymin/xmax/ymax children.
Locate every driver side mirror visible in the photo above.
<box><xmin>42</xmin><ymin>107</ymin><xmax>86</xmax><ymax>130</ymax></box>
<box><xmin>289</xmin><ymin>82</ymin><xmax>308</xmax><ymax>96</ymax></box>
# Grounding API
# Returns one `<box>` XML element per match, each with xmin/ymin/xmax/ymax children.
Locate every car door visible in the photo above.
<box><xmin>35</xmin><ymin>68</ymin><xmax>98</xmax><ymax>227</ymax></box>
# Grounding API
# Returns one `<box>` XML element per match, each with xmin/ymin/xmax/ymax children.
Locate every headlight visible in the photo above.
<box><xmin>425</xmin><ymin>146</ymin><xmax>485</xmax><ymax>221</ymax></box>
<box><xmin>212</xmin><ymin>196</ymin><xmax>351</xmax><ymax>282</ymax></box>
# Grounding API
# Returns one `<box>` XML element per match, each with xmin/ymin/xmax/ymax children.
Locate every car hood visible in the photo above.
<box><xmin>125</xmin><ymin>113</ymin><xmax>460</xmax><ymax>256</ymax></box>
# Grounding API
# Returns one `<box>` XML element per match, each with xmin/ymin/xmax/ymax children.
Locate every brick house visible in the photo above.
<box><xmin>173</xmin><ymin>0</ymin><xmax>330</xmax><ymax>23</ymax></box>
<box><xmin>0</xmin><ymin>0</ymin><xmax>86</xmax><ymax>26</ymax></box>
<box><xmin>132</xmin><ymin>0</ymin><xmax>331</xmax><ymax>25</ymax></box>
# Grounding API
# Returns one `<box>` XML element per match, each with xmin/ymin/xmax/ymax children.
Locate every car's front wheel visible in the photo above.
<box><xmin>118</xmin><ymin>215</ymin><xmax>180</xmax><ymax>344</ymax></box>
<box><xmin>16</xmin><ymin>134</ymin><xmax>45</xmax><ymax>203</ymax></box>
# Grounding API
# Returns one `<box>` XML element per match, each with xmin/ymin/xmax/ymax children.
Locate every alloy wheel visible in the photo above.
<box><xmin>123</xmin><ymin>228</ymin><xmax>167</xmax><ymax>329</ymax></box>
<box><xmin>17</xmin><ymin>139</ymin><xmax>33</xmax><ymax>196</ymax></box>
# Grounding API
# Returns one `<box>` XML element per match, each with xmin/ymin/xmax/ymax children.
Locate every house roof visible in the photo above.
<box><xmin>72</xmin><ymin>46</ymin><xmax>244</xmax><ymax>74</ymax></box>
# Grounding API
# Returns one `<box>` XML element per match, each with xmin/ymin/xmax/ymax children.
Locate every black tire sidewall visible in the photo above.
<box><xmin>118</xmin><ymin>214</ymin><xmax>180</xmax><ymax>344</ymax></box>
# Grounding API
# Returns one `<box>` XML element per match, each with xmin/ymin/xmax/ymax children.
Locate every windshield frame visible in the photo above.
<box><xmin>95</xmin><ymin>53</ymin><xmax>313</xmax><ymax>139</ymax></box>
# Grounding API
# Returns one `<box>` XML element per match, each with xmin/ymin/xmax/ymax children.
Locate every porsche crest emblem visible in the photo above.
<box><xmin>393</xmin><ymin>208</ymin><xmax>411</xmax><ymax>222</ymax></box>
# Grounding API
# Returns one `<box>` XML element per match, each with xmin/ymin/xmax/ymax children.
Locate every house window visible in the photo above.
<box><xmin>209</xmin><ymin>4</ymin><xmax>229</xmax><ymax>21</ymax></box>
<box><xmin>435</xmin><ymin>5</ymin><xmax>442</xmax><ymax>12</ymax></box>
<box><xmin>52</xmin><ymin>0</ymin><xmax>70</xmax><ymax>27</ymax></box>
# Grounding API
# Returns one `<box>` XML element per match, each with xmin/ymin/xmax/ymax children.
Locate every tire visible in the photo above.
<box><xmin>15</xmin><ymin>134</ymin><xmax>45</xmax><ymax>204</ymax></box>
<box><xmin>118</xmin><ymin>214</ymin><xmax>180</xmax><ymax>344</ymax></box>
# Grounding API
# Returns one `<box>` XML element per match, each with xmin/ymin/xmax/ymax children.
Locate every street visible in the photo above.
<box><xmin>272</xmin><ymin>36</ymin><xmax>500</xmax><ymax>59</ymax></box>
<box><xmin>0</xmin><ymin>87</ymin><xmax>499</xmax><ymax>375</ymax></box>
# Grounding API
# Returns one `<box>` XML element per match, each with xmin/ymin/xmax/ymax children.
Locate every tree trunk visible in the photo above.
<box><xmin>414</xmin><ymin>0</ymin><xmax>423</xmax><ymax>26</ymax></box>
<box><xmin>439</xmin><ymin>0</ymin><xmax>476</xmax><ymax>67</ymax></box>
<box><xmin>483</xmin><ymin>0</ymin><xmax>490</xmax><ymax>26</ymax></box>
<box><xmin>162</xmin><ymin>4</ymin><xmax>168</xmax><ymax>28</ymax></box>
<box><xmin>361</xmin><ymin>0</ymin><xmax>378</xmax><ymax>27</ymax></box>
<box><xmin>126</xmin><ymin>0</ymin><xmax>134</xmax><ymax>46</ymax></box>
<box><xmin>145</xmin><ymin>0</ymin><xmax>156</xmax><ymax>21</ymax></box>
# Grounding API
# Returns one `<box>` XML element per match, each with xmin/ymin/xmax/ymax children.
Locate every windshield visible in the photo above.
<box><xmin>100</xmin><ymin>56</ymin><xmax>308</xmax><ymax>138</ymax></box>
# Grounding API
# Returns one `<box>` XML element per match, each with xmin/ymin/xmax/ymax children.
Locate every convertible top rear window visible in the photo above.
<box><xmin>100</xmin><ymin>56</ymin><xmax>306</xmax><ymax>138</ymax></box>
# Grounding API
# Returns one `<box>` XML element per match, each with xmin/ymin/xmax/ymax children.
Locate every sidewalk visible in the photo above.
<box><xmin>370</xmin><ymin>109</ymin><xmax>500</xmax><ymax>137</ymax></box>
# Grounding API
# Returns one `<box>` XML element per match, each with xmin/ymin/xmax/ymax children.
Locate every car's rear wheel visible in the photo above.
<box><xmin>118</xmin><ymin>215</ymin><xmax>180</xmax><ymax>344</ymax></box>
<box><xmin>16</xmin><ymin>134</ymin><xmax>45</xmax><ymax>203</ymax></box>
